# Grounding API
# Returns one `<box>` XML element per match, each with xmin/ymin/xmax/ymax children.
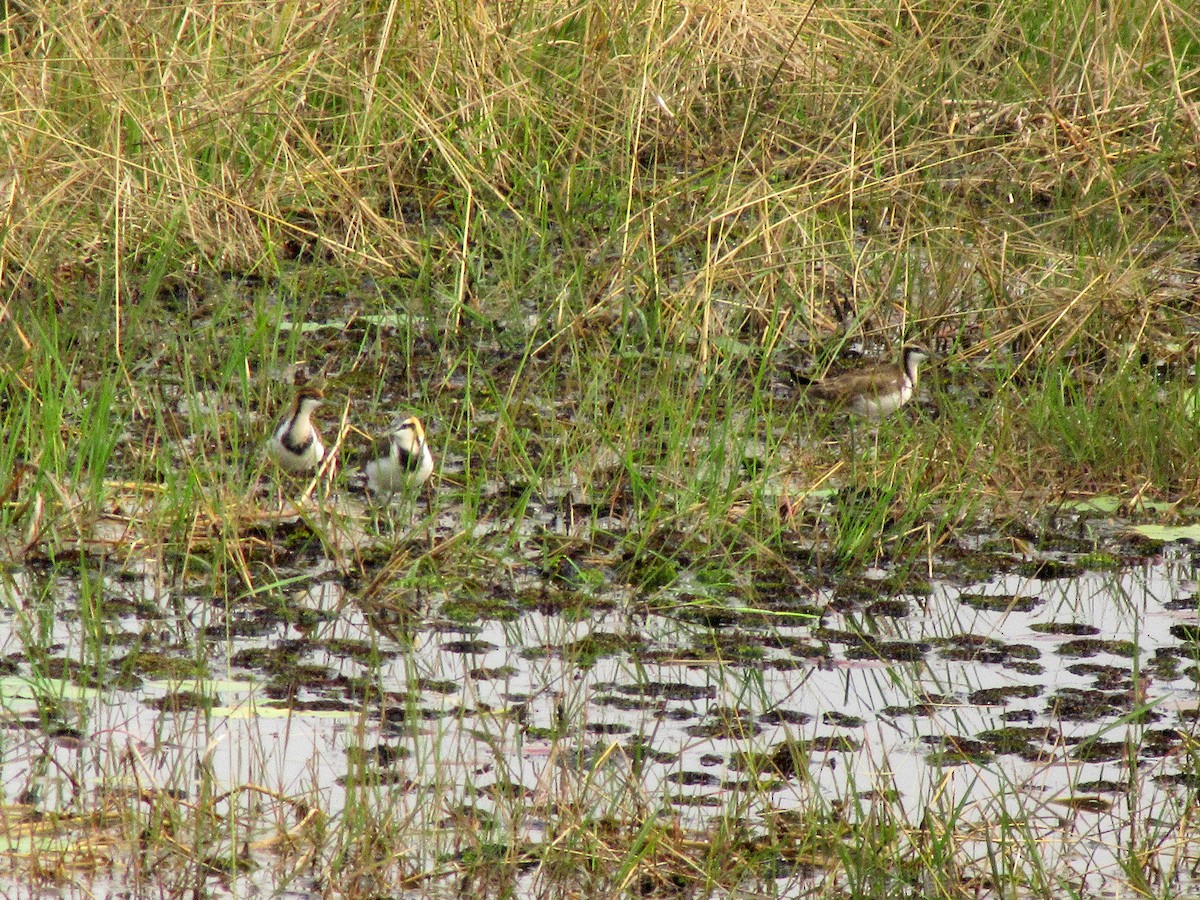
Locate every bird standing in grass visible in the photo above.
<box><xmin>364</xmin><ymin>416</ymin><xmax>434</xmax><ymax>496</ymax></box>
<box><xmin>266</xmin><ymin>386</ymin><xmax>326</xmax><ymax>474</ymax></box>
<box><xmin>799</xmin><ymin>345</ymin><xmax>930</xmax><ymax>419</ymax></box>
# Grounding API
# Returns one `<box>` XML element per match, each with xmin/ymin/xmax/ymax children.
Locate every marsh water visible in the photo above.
<box><xmin>1</xmin><ymin>490</ymin><xmax>1197</xmax><ymax>897</ymax></box>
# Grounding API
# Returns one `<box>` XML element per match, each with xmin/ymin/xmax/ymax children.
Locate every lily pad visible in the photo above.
<box><xmin>1061</xmin><ymin>496</ymin><xmax>1177</xmax><ymax>514</ymax></box>
<box><xmin>1127</xmin><ymin>524</ymin><xmax>1200</xmax><ymax>542</ymax></box>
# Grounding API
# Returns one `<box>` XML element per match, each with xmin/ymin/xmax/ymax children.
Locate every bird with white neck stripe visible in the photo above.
<box><xmin>800</xmin><ymin>345</ymin><xmax>930</xmax><ymax>419</ymax></box>
<box><xmin>266</xmin><ymin>386</ymin><xmax>325</xmax><ymax>474</ymax></box>
<box><xmin>364</xmin><ymin>415</ymin><xmax>434</xmax><ymax>496</ymax></box>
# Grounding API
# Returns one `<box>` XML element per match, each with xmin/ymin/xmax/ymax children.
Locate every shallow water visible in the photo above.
<box><xmin>0</xmin><ymin>514</ymin><xmax>1197</xmax><ymax>896</ymax></box>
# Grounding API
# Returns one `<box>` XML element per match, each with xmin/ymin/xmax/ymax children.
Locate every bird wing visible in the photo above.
<box><xmin>808</xmin><ymin>364</ymin><xmax>903</xmax><ymax>401</ymax></box>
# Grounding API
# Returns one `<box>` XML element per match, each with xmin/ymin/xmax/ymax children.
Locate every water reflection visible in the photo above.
<box><xmin>0</xmin><ymin>541</ymin><xmax>1196</xmax><ymax>895</ymax></box>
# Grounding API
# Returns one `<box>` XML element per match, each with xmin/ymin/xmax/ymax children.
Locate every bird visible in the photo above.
<box><xmin>364</xmin><ymin>416</ymin><xmax>434</xmax><ymax>495</ymax></box>
<box><xmin>266</xmin><ymin>386</ymin><xmax>325</xmax><ymax>473</ymax></box>
<box><xmin>798</xmin><ymin>345</ymin><xmax>930</xmax><ymax>419</ymax></box>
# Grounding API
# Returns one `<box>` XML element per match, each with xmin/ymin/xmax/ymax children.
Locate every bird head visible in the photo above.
<box><xmin>393</xmin><ymin>416</ymin><xmax>427</xmax><ymax>454</ymax></box>
<box><xmin>293</xmin><ymin>385</ymin><xmax>324</xmax><ymax>413</ymax></box>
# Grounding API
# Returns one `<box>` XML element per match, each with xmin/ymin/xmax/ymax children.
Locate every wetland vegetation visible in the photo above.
<box><xmin>1</xmin><ymin>0</ymin><xmax>1200</xmax><ymax>897</ymax></box>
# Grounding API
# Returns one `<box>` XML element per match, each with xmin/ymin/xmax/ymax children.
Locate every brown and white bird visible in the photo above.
<box><xmin>364</xmin><ymin>416</ymin><xmax>434</xmax><ymax>495</ymax></box>
<box><xmin>799</xmin><ymin>346</ymin><xmax>930</xmax><ymax>418</ymax></box>
<box><xmin>266</xmin><ymin>386</ymin><xmax>325</xmax><ymax>473</ymax></box>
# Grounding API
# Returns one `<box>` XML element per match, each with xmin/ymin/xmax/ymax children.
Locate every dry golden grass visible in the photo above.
<box><xmin>0</xmin><ymin>0</ymin><xmax>1194</xmax><ymax>357</ymax></box>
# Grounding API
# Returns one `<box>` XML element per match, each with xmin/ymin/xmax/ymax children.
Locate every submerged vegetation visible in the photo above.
<box><xmin>1</xmin><ymin>0</ymin><xmax>1200</xmax><ymax>896</ymax></box>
